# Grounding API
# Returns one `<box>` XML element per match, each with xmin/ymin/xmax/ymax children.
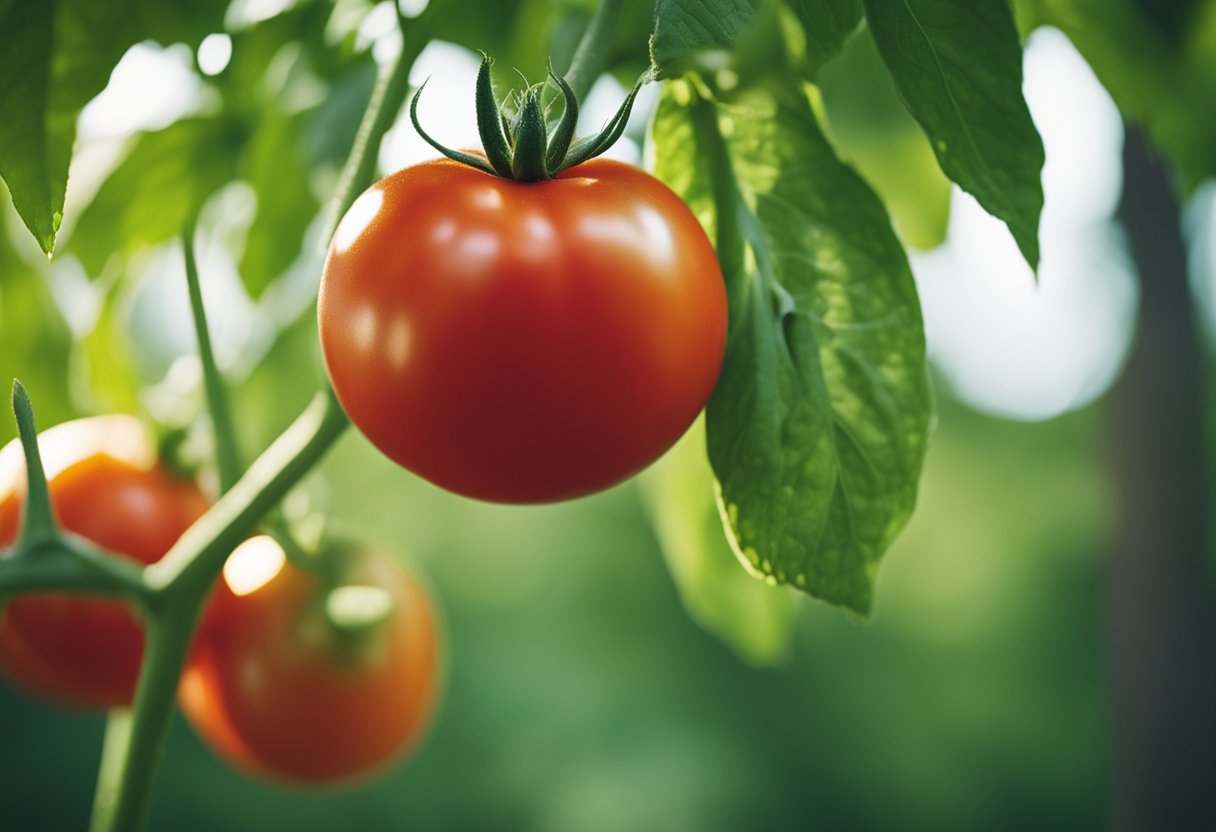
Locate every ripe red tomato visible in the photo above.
<box><xmin>0</xmin><ymin>415</ymin><xmax>209</xmax><ymax>708</ymax></box>
<box><xmin>318</xmin><ymin>157</ymin><xmax>727</xmax><ymax>503</ymax></box>
<box><xmin>179</xmin><ymin>537</ymin><xmax>441</xmax><ymax>785</ymax></box>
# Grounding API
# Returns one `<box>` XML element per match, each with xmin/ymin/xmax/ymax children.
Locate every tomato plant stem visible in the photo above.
<box><xmin>89</xmin><ymin>604</ymin><xmax>204</xmax><ymax>832</ymax></box>
<box><xmin>0</xmin><ymin>383</ymin><xmax>152</xmax><ymax>607</ymax></box>
<box><xmin>147</xmin><ymin>388</ymin><xmax>349</xmax><ymax>599</ymax></box>
<box><xmin>561</xmin><ymin>0</ymin><xmax>625</xmax><ymax>101</ymax></box>
<box><xmin>182</xmin><ymin>219</ymin><xmax>241</xmax><ymax>493</ymax></box>
<box><xmin>0</xmin><ymin>535</ymin><xmax>149</xmax><ymax>607</ymax></box>
<box><xmin>90</xmin><ymin>711</ymin><xmax>133</xmax><ymax>832</ymax></box>
<box><xmin>87</xmin><ymin>390</ymin><xmax>349</xmax><ymax>832</ymax></box>
<box><xmin>11</xmin><ymin>380</ymin><xmax>56</xmax><ymax>543</ymax></box>
<box><xmin>320</xmin><ymin>9</ymin><xmax>432</xmax><ymax>248</ymax></box>
<box><xmin>141</xmin><ymin>0</ymin><xmax>417</xmax><ymax>802</ymax></box>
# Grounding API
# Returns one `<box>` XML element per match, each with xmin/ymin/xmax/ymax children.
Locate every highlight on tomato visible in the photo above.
<box><xmin>0</xmin><ymin>415</ymin><xmax>210</xmax><ymax>708</ymax></box>
<box><xmin>179</xmin><ymin>535</ymin><xmax>442</xmax><ymax>785</ymax></box>
<box><xmin>318</xmin><ymin>56</ymin><xmax>727</xmax><ymax>504</ymax></box>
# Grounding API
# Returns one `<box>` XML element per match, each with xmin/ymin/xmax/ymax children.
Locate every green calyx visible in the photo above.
<box><xmin>411</xmin><ymin>53</ymin><xmax>651</xmax><ymax>182</ymax></box>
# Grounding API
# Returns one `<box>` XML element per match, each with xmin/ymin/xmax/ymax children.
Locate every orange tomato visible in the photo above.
<box><xmin>180</xmin><ymin>537</ymin><xmax>441</xmax><ymax>784</ymax></box>
<box><xmin>0</xmin><ymin>415</ymin><xmax>209</xmax><ymax>707</ymax></box>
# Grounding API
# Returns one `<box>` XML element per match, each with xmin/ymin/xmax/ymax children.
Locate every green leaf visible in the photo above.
<box><xmin>239</xmin><ymin>113</ymin><xmax>318</xmax><ymax>298</ymax></box>
<box><xmin>0</xmin><ymin>0</ymin><xmax>226</xmax><ymax>254</ymax></box>
<box><xmin>72</xmin><ymin>282</ymin><xmax>140</xmax><ymax>416</ymax></box>
<box><xmin>651</xmin><ymin>0</ymin><xmax>761</xmax><ymax>76</ymax></box>
<box><xmin>786</xmin><ymin>0</ymin><xmax>864</xmax><ymax>71</ymax></box>
<box><xmin>816</xmin><ymin>29</ymin><xmax>952</xmax><ymax>249</ymax></box>
<box><xmin>303</xmin><ymin>59</ymin><xmax>378</xmax><ymax>169</ymax></box>
<box><xmin>0</xmin><ymin>0</ymin><xmax>59</xmax><ymax>254</ymax></box>
<box><xmin>864</xmin><ymin>0</ymin><xmax>1044</xmax><ymax>269</ymax></box>
<box><xmin>1018</xmin><ymin>0</ymin><xmax>1216</xmax><ymax>193</ymax></box>
<box><xmin>643</xmin><ymin>418</ymin><xmax>798</xmax><ymax>664</ymax></box>
<box><xmin>67</xmin><ymin>118</ymin><xmax>241</xmax><ymax>278</ymax></box>
<box><xmin>651</xmin><ymin>0</ymin><xmax>860</xmax><ymax>86</ymax></box>
<box><xmin>651</xmin><ymin>80</ymin><xmax>930</xmax><ymax>615</ymax></box>
<box><xmin>218</xmin><ymin>0</ymin><xmax>335</xmax><ymax>115</ymax></box>
<box><xmin>0</xmin><ymin>209</ymin><xmax>74</xmax><ymax>445</ymax></box>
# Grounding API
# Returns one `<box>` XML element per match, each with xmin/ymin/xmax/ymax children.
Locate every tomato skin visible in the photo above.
<box><xmin>180</xmin><ymin>542</ymin><xmax>441</xmax><ymax>785</ymax></box>
<box><xmin>318</xmin><ymin>157</ymin><xmax>727</xmax><ymax>503</ymax></box>
<box><xmin>0</xmin><ymin>416</ymin><xmax>209</xmax><ymax>708</ymax></box>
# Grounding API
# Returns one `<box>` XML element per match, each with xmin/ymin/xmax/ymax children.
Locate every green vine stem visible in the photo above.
<box><xmin>182</xmin><ymin>219</ymin><xmax>241</xmax><ymax>493</ymax></box>
<box><xmin>91</xmin><ymin>596</ymin><xmax>211</xmax><ymax>832</ymax></box>
<box><xmin>148</xmin><ymin>389</ymin><xmax>349</xmax><ymax>597</ymax></box>
<box><xmin>0</xmin><ymin>383</ymin><xmax>149</xmax><ymax>608</ymax></box>
<box><xmin>12</xmin><ymin>380</ymin><xmax>57</xmax><ymax>543</ymax></box>
<box><xmin>319</xmin><ymin>6</ymin><xmax>434</xmax><ymax>249</ymax></box>
<box><xmin>91</xmin><ymin>711</ymin><xmax>133</xmax><ymax>832</ymax></box>
<box><xmin>561</xmin><ymin>0</ymin><xmax>625</xmax><ymax>101</ymax></box>
<box><xmin>89</xmin><ymin>389</ymin><xmax>350</xmax><ymax>832</ymax></box>
<box><xmin>0</xmin><ymin>532</ymin><xmax>148</xmax><ymax>607</ymax></box>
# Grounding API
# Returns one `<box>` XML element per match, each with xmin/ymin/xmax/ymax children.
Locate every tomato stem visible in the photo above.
<box><xmin>182</xmin><ymin>218</ymin><xmax>242</xmax><ymax>495</ymax></box>
<box><xmin>146</xmin><ymin>388</ymin><xmax>349</xmax><ymax>598</ymax></box>
<box><xmin>82</xmin><ymin>390</ymin><xmax>350</xmax><ymax>832</ymax></box>
<box><xmin>89</xmin><ymin>711</ymin><xmax>133</xmax><ymax>832</ymax></box>
<box><xmin>0</xmin><ymin>534</ymin><xmax>150</xmax><ymax>608</ymax></box>
<box><xmin>410</xmin><ymin>18</ymin><xmax>651</xmax><ymax>184</ymax></box>
<box><xmin>561</xmin><ymin>0</ymin><xmax>627</xmax><ymax>101</ymax></box>
<box><xmin>509</xmin><ymin>86</ymin><xmax>551</xmax><ymax>180</ymax></box>
<box><xmin>89</xmin><ymin>603</ymin><xmax>204</xmax><ymax>832</ymax></box>
<box><xmin>319</xmin><ymin>7</ymin><xmax>433</xmax><ymax>249</ymax></box>
<box><xmin>1</xmin><ymin>383</ymin><xmax>151</xmax><ymax>608</ymax></box>
<box><xmin>10</xmin><ymin>380</ymin><xmax>57</xmax><ymax>544</ymax></box>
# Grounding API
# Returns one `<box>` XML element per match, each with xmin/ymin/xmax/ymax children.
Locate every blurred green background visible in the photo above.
<box><xmin>2</xmin><ymin>0</ymin><xmax>1214</xmax><ymax>829</ymax></box>
<box><xmin>1</xmin><ymin>392</ymin><xmax>1111</xmax><ymax>830</ymax></box>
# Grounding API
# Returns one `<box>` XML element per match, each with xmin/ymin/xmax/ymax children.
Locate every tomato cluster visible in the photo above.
<box><xmin>1</xmin><ymin>123</ymin><xmax>721</xmax><ymax>791</ymax></box>
<box><xmin>0</xmin><ymin>417</ymin><xmax>441</xmax><ymax>784</ymax></box>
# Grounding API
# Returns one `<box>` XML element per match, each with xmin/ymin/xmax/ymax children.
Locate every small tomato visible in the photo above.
<box><xmin>0</xmin><ymin>415</ymin><xmax>209</xmax><ymax>708</ymax></box>
<box><xmin>180</xmin><ymin>537</ymin><xmax>441</xmax><ymax>785</ymax></box>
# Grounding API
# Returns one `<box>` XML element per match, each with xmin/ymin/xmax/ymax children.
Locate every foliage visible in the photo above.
<box><xmin>652</xmin><ymin>79</ymin><xmax>929</xmax><ymax>615</ymax></box>
<box><xmin>0</xmin><ymin>0</ymin><xmax>1138</xmax><ymax>817</ymax></box>
<box><xmin>1018</xmin><ymin>0</ymin><xmax>1216</xmax><ymax>193</ymax></box>
<box><xmin>0</xmin><ymin>0</ymin><xmax>1209</xmax><ymax>826</ymax></box>
<box><xmin>0</xmin><ymin>0</ymin><xmax>1060</xmax><ymax>645</ymax></box>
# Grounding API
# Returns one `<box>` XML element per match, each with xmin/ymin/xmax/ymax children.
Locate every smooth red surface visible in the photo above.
<box><xmin>0</xmin><ymin>416</ymin><xmax>209</xmax><ymax>708</ymax></box>
<box><xmin>318</xmin><ymin>157</ymin><xmax>727</xmax><ymax>503</ymax></box>
<box><xmin>179</xmin><ymin>548</ymin><xmax>440</xmax><ymax>785</ymax></box>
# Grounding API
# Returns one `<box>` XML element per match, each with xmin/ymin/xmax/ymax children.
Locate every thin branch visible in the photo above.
<box><xmin>182</xmin><ymin>221</ymin><xmax>241</xmax><ymax>493</ymax></box>
<box><xmin>90</xmin><ymin>711</ymin><xmax>133</xmax><ymax>832</ymax></box>
<box><xmin>90</xmin><ymin>606</ymin><xmax>204</xmax><ymax>832</ymax></box>
<box><xmin>11</xmin><ymin>380</ymin><xmax>56</xmax><ymax>543</ymax></box>
<box><xmin>1</xmin><ymin>385</ymin><xmax>150</xmax><ymax>608</ymax></box>
<box><xmin>561</xmin><ymin>0</ymin><xmax>626</xmax><ymax>101</ymax></box>
<box><xmin>89</xmin><ymin>390</ymin><xmax>348</xmax><ymax>832</ymax></box>
<box><xmin>0</xmin><ymin>535</ymin><xmax>149</xmax><ymax>608</ymax></box>
<box><xmin>145</xmin><ymin>389</ymin><xmax>348</xmax><ymax>598</ymax></box>
<box><xmin>319</xmin><ymin>9</ymin><xmax>433</xmax><ymax>248</ymax></box>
